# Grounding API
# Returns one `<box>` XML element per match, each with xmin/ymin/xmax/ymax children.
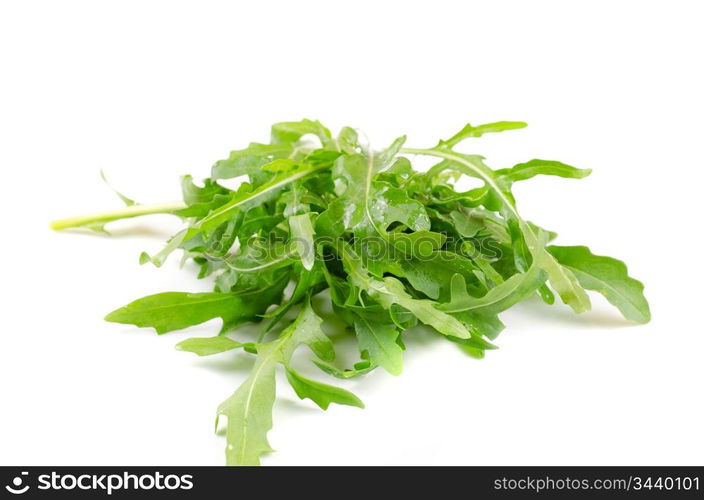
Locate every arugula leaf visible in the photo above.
<box><xmin>313</xmin><ymin>359</ymin><xmax>377</xmax><ymax>379</ymax></box>
<box><xmin>288</xmin><ymin>213</ymin><xmax>316</xmax><ymax>271</ymax></box>
<box><xmin>218</xmin><ymin>298</ymin><xmax>343</xmax><ymax>465</ymax></box>
<box><xmin>548</xmin><ymin>245</ymin><xmax>651</xmax><ymax>323</ymax></box>
<box><xmin>396</xmin><ymin>251</ymin><xmax>478</xmax><ymax>301</ymax></box>
<box><xmin>440</xmin><ymin>266</ymin><xmax>546</xmax><ymax>314</ymax></box>
<box><xmin>285</xmin><ymin>368</ymin><xmax>364</xmax><ymax>410</ymax></box>
<box><xmin>217</xmin><ymin>342</ymin><xmax>278</xmax><ymax>466</ymax></box>
<box><xmin>279</xmin><ymin>299</ymin><xmax>336</xmax><ymax>364</ymax></box>
<box><xmin>176</xmin><ymin>175</ymin><xmax>233</xmax><ymax>217</ymax></box>
<box><xmin>140</xmin><ymin>229</ymin><xmax>188</xmax><ymax>267</ymax></box>
<box><xmin>353</xmin><ymin>318</ymin><xmax>403</xmax><ymax>375</ymax></box>
<box><xmin>450</xmin><ymin>210</ymin><xmax>485</xmax><ymax>237</ymax></box>
<box><xmin>336</xmin><ymin>126</ymin><xmax>360</xmax><ymax>154</ymax></box>
<box><xmin>438</xmin><ymin>121</ymin><xmax>527</xmax><ymax>148</ymax></box>
<box><xmin>387</xmin><ymin>230</ymin><xmax>447</xmax><ymax>258</ymax></box>
<box><xmin>176</xmin><ymin>336</ymin><xmax>247</xmax><ymax>356</ymax></box>
<box><xmin>52</xmin><ymin>118</ymin><xmax>650</xmax><ymax>466</ymax></box>
<box><xmin>332</xmin><ymin>153</ymin><xmax>429</xmax><ymax>236</ymax></box>
<box><xmin>105</xmin><ymin>276</ymin><xmax>287</xmax><ymax>334</ymax></box>
<box><xmin>340</xmin><ymin>244</ymin><xmax>471</xmax><ymax>339</ymax></box>
<box><xmin>212</xmin><ymin>143</ymin><xmax>293</xmax><ymax>180</ymax></box>
<box><xmin>496</xmin><ymin>159</ymin><xmax>591</xmax><ymax>184</ymax></box>
<box><xmin>376</xmin><ymin>276</ymin><xmax>471</xmax><ymax>339</ymax></box>
<box><xmin>270</xmin><ymin>119</ymin><xmax>331</xmax><ymax>145</ymax></box>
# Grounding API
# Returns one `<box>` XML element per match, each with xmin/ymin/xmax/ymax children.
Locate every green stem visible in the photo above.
<box><xmin>50</xmin><ymin>201</ymin><xmax>186</xmax><ymax>230</ymax></box>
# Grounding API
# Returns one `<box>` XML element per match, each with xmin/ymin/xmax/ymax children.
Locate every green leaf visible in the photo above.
<box><xmin>377</xmin><ymin>135</ymin><xmax>407</xmax><ymax>166</ymax></box>
<box><xmin>279</xmin><ymin>299</ymin><xmax>336</xmax><ymax>363</ymax></box>
<box><xmin>444</xmin><ymin>330</ymin><xmax>498</xmax><ymax>351</ymax></box>
<box><xmin>212</xmin><ymin>142</ymin><xmax>293</xmax><ymax>180</ymax></box>
<box><xmin>396</xmin><ymin>251</ymin><xmax>478</xmax><ymax>301</ymax></box>
<box><xmin>105</xmin><ymin>277</ymin><xmax>286</xmax><ymax>334</ymax></box>
<box><xmin>450</xmin><ymin>210</ymin><xmax>485</xmax><ymax>237</ymax></box>
<box><xmin>376</xmin><ymin>277</ymin><xmax>470</xmax><ymax>339</ymax></box>
<box><xmin>304</xmin><ymin>149</ymin><xmax>342</xmax><ymax>167</ymax></box>
<box><xmin>288</xmin><ymin>213</ymin><xmax>316</xmax><ymax>271</ymax></box>
<box><xmin>218</xmin><ymin>297</ymin><xmax>334</xmax><ymax>466</ymax></box>
<box><xmin>440</xmin><ymin>265</ymin><xmax>547</xmax><ymax>314</ymax></box>
<box><xmin>353</xmin><ymin>317</ymin><xmax>403</xmax><ymax>376</ymax></box>
<box><xmin>139</xmin><ymin>229</ymin><xmax>188</xmax><ymax>268</ymax></box>
<box><xmin>313</xmin><ymin>359</ymin><xmax>376</xmax><ymax>379</ymax></box>
<box><xmin>218</xmin><ymin>342</ymin><xmax>278</xmax><ymax>466</ymax></box>
<box><xmin>176</xmin><ymin>336</ymin><xmax>246</xmax><ymax>356</ymax></box>
<box><xmin>332</xmin><ymin>154</ymin><xmax>430</xmax><ymax>236</ymax></box>
<box><xmin>387</xmin><ymin>230</ymin><xmax>446</xmax><ymax>258</ymax></box>
<box><xmin>285</xmin><ymin>368</ymin><xmax>364</xmax><ymax>410</ymax></box>
<box><xmin>438</xmin><ymin>121</ymin><xmax>527</xmax><ymax>148</ymax></box>
<box><xmin>280</xmin><ymin>182</ymin><xmax>309</xmax><ymax>217</ymax></box>
<box><xmin>452</xmin><ymin>310</ymin><xmax>505</xmax><ymax>341</ymax></box>
<box><xmin>531</xmin><ymin>244</ymin><xmax>591</xmax><ymax>313</ymax></box>
<box><xmin>271</xmin><ymin>119</ymin><xmax>331</xmax><ymax>144</ymax></box>
<box><xmin>497</xmin><ymin>159</ymin><xmax>591</xmax><ymax>184</ymax></box>
<box><xmin>366</xmin><ymin>182</ymin><xmax>430</xmax><ymax>234</ymax></box>
<box><xmin>180</xmin><ymin>175</ymin><xmax>229</xmax><ymax>205</ymax></box>
<box><xmin>336</xmin><ymin>126</ymin><xmax>359</xmax><ymax>153</ymax></box>
<box><xmin>548</xmin><ymin>245</ymin><xmax>651</xmax><ymax>323</ymax></box>
<box><xmin>261</xmin><ymin>158</ymin><xmax>297</xmax><ymax>172</ymax></box>
<box><xmin>340</xmin><ymin>244</ymin><xmax>470</xmax><ymax>339</ymax></box>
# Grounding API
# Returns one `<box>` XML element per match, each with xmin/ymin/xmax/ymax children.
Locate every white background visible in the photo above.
<box><xmin>1</xmin><ymin>0</ymin><xmax>702</xmax><ymax>466</ymax></box>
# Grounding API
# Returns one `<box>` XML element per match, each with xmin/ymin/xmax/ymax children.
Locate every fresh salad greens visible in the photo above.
<box><xmin>51</xmin><ymin>119</ymin><xmax>650</xmax><ymax>465</ymax></box>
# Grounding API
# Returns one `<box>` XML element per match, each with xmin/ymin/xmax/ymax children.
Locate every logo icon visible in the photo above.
<box><xmin>5</xmin><ymin>472</ymin><xmax>29</xmax><ymax>495</ymax></box>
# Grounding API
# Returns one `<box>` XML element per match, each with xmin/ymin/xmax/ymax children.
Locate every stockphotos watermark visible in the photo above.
<box><xmin>4</xmin><ymin>471</ymin><xmax>193</xmax><ymax>495</ymax></box>
<box><xmin>201</xmin><ymin>234</ymin><xmax>504</xmax><ymax>268</ymax></box>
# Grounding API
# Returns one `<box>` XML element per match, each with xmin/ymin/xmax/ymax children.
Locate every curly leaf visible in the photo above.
<box><xmin>105</xmin><ymin>278</ymin><xmax>286</xmax><ymax>334</ymax></box>
<box><xmin>271</xmin><ymin>119</ymin><xmax>331</xmax><ymax>145</ymax></box>
<box><xmin>217</xmin><ymin>343</ymin><xmax>278</xmax><ymax>466</ymax></box>
<box><xmin>497</xmin><ymin>159</ymin><xmax>591</xmax><ymax>184</ymax></box>
<box><xmin>353</xmin><ymin>318</ymin><xmax>403</xmax><ymax>375</ymax></box>
<box><xmin>440</xmin><ymin>265</ymin><xmax>547</xmax><ymax>314</ymax></box>
<box><xmin>176</xmin><ymin>336</ymin><xmax>247</xmax><ymax>356</ymax></box>
<box><xmin>313</xmin><ymin>359</ymin><xmax>377</xmax><ymax>379</ymax></box>
<box><xmin>332</xmin><ymin>153</ymin><xmax>429</xmax><ymax>236</ymax></box>
<box><xmin>548</xmin><ymin>245</ymin><xmax>650</xmax><ymax>323</ymax></box>
<box><xmin>438</xmin><ymin>121</ymin><xmax>527</xmax><ymax>148</ymax></box>
<box><xmin>212</xmin><ymin>142</ymin><xmax>293</xmax><ymax>180</ymax></box>
<box><xmin>341</xmin><ymin>245</ymin><xmax>470</xmax><ymax>339</ymax></box>
<box><xmin>218</xmin><ymin>298</ymin><xmax>334</xmax><ymax>466</ymax></box>
<box><xmin>285</xmin><ymin>368</ymin><xmax>364</xmax><ymax>410</ymax></box>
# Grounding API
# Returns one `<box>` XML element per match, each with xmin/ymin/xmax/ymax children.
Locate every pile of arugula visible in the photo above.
<box><xmin>52</xmin><ymin>119</ymin><xmax>650</xmax><ymax>465</ymax></box>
